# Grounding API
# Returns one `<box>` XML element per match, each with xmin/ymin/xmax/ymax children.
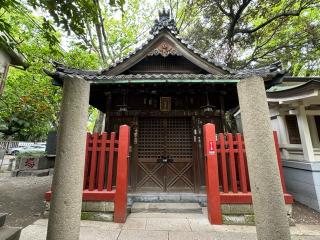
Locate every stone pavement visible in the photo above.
<box><xmin>20</xmin><ymin>212</ymin><xmax>320</xmax><ymax>240</ymax></box>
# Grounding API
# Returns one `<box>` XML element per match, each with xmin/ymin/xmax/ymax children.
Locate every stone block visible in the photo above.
<box><xmin>0</xmin><ymin>226</ymin><xmax>21</xmax><ymax>240</ymax></box>
<box><xmin>84</xmin><ymin>202</ymin><xmax>106</xmax><ymax>212</ymax></box>
<box><xmin>0</xmin><ymin>213</ymin><xmax>7</xmax><ymax>227</ymax></box>
<box><xmin>11</xmin><ymin>170</ymin><xmax>18</xmax><ymax>177</ymax></box>
<box><xmin>48</xmin><ymin>168</ymin><xmax>54</xmax><ymax>176</ymax></box>
<box><xmin>244</xmin><ymin>215</ymin><xmax>255</xmax><ymax>225</ymax></box>
<box><xmin>221</xmin><ymin>204</ymin><xmax>254</xmax><ymax>215</ymax></box>
<box><xmin>105</xmin><ymin>202</ymin><xmax>115</xmax><ymax>212</ymax></box>
<box><xmin>18</xmin><ymin>156</ymin><xmax>44</xmax><ymax>170</ymax></box>
<box><xmin>17</xmin><ymin>169</ymin><xmax>49</xmax><ymax>177</ymax></box>
<box><xmin>222</xmin><ymin>215</ymin><xmax>246</xmax><ymax>225</ymax></box>
<box><xmin>81</xmin><ymin>212</ymin><xmax>113</xmax><ymax>222</ymax></box>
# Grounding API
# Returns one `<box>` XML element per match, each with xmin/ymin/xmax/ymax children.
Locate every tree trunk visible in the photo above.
<box><xmin>93</xmin><ymin>111</ymin><xmax>105</xmax><ymax>133</ymax></box>
<box><xmin>92</xmin><ymin>4</ymin><xmax>107</xmax><ymax>133</ymax></box>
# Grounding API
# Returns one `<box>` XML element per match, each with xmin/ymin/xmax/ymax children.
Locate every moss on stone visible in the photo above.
<box><xmin>81</xmin><ymin>212</ymin><xmax>113</xmax><ymax>222</ymax></box>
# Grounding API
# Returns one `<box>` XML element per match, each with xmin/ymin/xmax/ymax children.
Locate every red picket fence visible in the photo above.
<box><xmin>203</xmin><ymin>123</ymin><xmax>293</xmax><ymax>224</ymax></box>
<box><xmin>45</xmin><ymin>125</ymin><xmax>130</xmax><ymax>223</ymax></box>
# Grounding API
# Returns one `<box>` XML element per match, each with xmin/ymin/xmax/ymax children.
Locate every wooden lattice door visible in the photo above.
<box><xmin>137</xmin><ymin>117</ymin><xmax>194</xmax><ymax>192</ymax></box>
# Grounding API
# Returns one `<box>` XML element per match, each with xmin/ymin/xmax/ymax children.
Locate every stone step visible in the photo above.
<box><xmin>128</xmin><ymin>193</ymin><xmax>207</xmax><ymax>206</ymax></box>
<box><xmin>0</xmin><ymin>213</ymin><xmax>7</xmax><ymax>228</ymax></box>
<box><xmin>0</xmin><ymin>226</ymin><xmax>21</xmax><ymax>240</ymax></box>
<box><xmin>81</xmin><ymin>212</ymin><xmax>113</xmax><ymax>222</ymax></box>
<box><xmin>131</xmin><ymin>202</ymin><xmax>202</xmax><ymax>213</ymax></box>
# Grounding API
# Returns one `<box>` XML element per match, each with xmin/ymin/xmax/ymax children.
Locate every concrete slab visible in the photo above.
<box><xmin>20</xmin><ymin>224</ymin><xmax>47</xmax><ymax>240</ymax></box>
<box><xmin>128</xmin><ymin>212</ymin><xmax>206</xmax><ymax>219</ymax></box>
<box><xmin>19</xmin><ymin>215</ymin><xmax>320</xmax><ymax>240</ymax></box>
<box><xmin>295</xmin><ymin>224</ymin><xmax>320</xmax><ymax>236</ymax></box>
<box><xmin>122</xmin><ymin>217</ymin><xmax>146</xmax><ymax>230</ymax></box>
<box><xmin>32</xmin><ymin>219</ymin><xmax>48</xmax><ymax>226</ymax></box>
<box><xmin>80</xmin><ymin>220</ymin><xmax>122</xmax><ymax>230</ymax></box>
<box><xmin>118</xmin><ymin>229</ymin><xmax>168</xmax><ymax>240</ymax></box>
<box><xmin>188</xmin><ymin>218</ymin><xmax>257</xmax><ymax>233</ymax></box>
<box><xmin>146</xmin><ymin>218</ymin><xmax>191</xmax><ymax>231</ymax></box>
<box><xmin>131</xmin><ymin>202</ymin><xmax>202</xmax><ymax>213</ymax></box>
<box><xmin>79</xmin><ymin>226</ymin><xmax>120</xmax><ymax>240</ymax></box>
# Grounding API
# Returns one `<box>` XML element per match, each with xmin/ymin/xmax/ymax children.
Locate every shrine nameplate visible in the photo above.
<box><xmin>160</xmin><ymin>97</ymin><xmax>171</xmax><ymax>112</ymax></box>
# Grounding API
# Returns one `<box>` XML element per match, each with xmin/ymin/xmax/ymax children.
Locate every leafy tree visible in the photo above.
<box><xmin>28</xmin><ymin>0</ymin><xmax>154</xmax><ymax>132</ymax></box>
<box><xmin>183</xmin><ymin>0</ymin><xmax>320</xmax><ymax>75</ymax></box>
<box><xmin>0</xmin><ymin>9</ymin><xmax>100</xmax><ymax>141</ymax></box>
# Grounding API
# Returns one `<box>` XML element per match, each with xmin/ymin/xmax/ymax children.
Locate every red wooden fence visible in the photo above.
<box><xmin>45</xmin><ymin>125</ymin><xmax>130</xmax><ymax>223</ymax></box>
<box><xmin>203</xmin><ymin>123</ymin><xmax>293</xmax><ymax>224</ymax></box>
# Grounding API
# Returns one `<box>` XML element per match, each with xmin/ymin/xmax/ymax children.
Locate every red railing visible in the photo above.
<box><xmin>45</xmin><ymin>125</ymin><xmax>130</xmax><ymax>223</ymax></box>
<box><xmin>203</xmin><ymin>123</ymin><xmax>293</xmax><ymax>224</ymax></box>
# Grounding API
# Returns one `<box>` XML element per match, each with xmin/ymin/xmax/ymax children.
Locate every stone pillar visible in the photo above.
<box><xmin>47</xmin><ymin>76</ymin><xmax>90</xmax><ymax>240</ymax></box>
<box><xmin>237</xmin><ymin>76</ymin><xmax>291</xmax><ymax>240</ymax></box>
<box><xmin>296</xmin><ymin>105</ymin><xmax>314</xmax><ymax>161</ymax></box>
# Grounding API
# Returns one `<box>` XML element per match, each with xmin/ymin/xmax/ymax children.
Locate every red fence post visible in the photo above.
<box><xmin>107</xmin><ymin>132</ymin><xmax>116</xmax><ymax>191</ymax></box>
<box><xmin>227</xmin><ymin>133</ymin><xmax>238</xmax><ymax>193</ymax></box>
<box><xmin>89</xmin><ymin>133</ymin><xmax>99</xmax><ymax>190</ymax></box>
<box><xmin>219</xmin><ymin>133</ymin><xmax>228</xmax><ymax>193</ymax></box>
<box><xmin>98</xmin><ymin>132</ymin><xmax>107</xmax><ymax>191</ymax></box>
<box><xmin>273</xmin><ymin>131</ymin><xmax>287</xmax><ymax>193</ymax></box>
<box><xmin>114</xmin><ymin>125</ymin><xmax>130</xmax><ymax>223</ymax></box>
<box><xmin>236</xmin><ymin>134</ymin><xmax>248</xmax><ymax>193</ymax></box>
<box><xmin>202</xmin><ymin>123</ymin><xmax>222</xmax><ymax>224</ymax></box>
<box><xmin>83</xmin><ymin>133</ymin><xmax>91</xmax><ymax>189</ymax></box>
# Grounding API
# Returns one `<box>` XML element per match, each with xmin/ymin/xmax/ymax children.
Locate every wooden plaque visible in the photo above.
<box><xmin>160</xmin><ymin>97</ymin><xmax>171</xmax><ymax>111</ymax></box>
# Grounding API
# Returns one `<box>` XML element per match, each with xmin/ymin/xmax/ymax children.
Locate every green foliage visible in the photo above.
<box><xmin>0</xmin><ymin>8</ymin><xmax>100</xmax><ymax>141</ymax></box>
<box><xmin>16</xmin><ymin>151</ymin><xmax>45</xmax><ymax>158</ymax></box>
<box><xmin>183</xmin><ymin>0</ymin><xmax>320</xmax><ymax>75</ymax></box>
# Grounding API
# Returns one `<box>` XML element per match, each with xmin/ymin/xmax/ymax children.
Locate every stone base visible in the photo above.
<box><xmin>282</xmin><ymin>160</ymin><xmax>320</xmax><ymax>212</ymax></box>
<box><xmin>11</xmin><ymin>168</ymin><xmax>52</xmax><ymax>177</ymax></box>
<box><xmin>128</xmin><ymin>193</ymin><xmax>207</xmax><ymax>206</ymax></box>
<box><xmin>45</xmin><ymin>201</ymin><xmax>115</xmax><ymax>222</ymax></box>
<box><xmin>81</xmin><ymin>212</ymin><xmax>113</xmax><ymax>222</ymax></box>
<box><xmin>17</xmin><ymin>156</ymin><xmax>54</xmax><ymax>171</ymax></box>
<box><xmin>203</xmin><ymin>204</ymin><xmax>293</xmax><ymax>226</ymax></box>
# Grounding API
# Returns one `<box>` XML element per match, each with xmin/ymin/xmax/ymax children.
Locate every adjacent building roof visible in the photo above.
<box><xmin>267</xmin><ymin>80</ymin><xmax>320</xmax><ymax>102</ymax></box>
<box><xmin>0</xmin><ymin>33</ymin><xmax>28</xmax><ymax>69</ymax></box>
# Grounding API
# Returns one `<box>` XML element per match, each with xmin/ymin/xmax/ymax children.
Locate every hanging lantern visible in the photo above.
<box><xmin>201</xmin><ymin>91</ymin><xmax>215</xmax><ymax>114</ymax></box>
<box><xmin>118</xmin><ymin>91</ymin><xmax>128</xmax><ymax>113</ymax></box>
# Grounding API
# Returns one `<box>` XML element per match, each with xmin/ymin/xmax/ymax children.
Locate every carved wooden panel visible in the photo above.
<box><xmin>137</xmin><ymin>117</ymin><xmax>194</xmax><ymax>192</ymax></box>
<box><xmin>147</xmin><ymin>41</ymin><xmax>181</xmax><ymax>57</ymax></box>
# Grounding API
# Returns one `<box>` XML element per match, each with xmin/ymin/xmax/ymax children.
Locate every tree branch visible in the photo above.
<box><xmin>236</xmin><ymin>7</ymin><xmax>308</xmax><ymax>34</ymax></box>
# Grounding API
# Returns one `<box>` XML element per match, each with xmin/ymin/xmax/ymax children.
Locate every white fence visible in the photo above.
<box><xmin>0</xmin><ymin>141</ymin><xmax>44</xmax><ymax>151</ymax></box>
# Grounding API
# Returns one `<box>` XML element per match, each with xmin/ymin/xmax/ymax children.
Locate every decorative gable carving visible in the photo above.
<box><xmin>148</xmin><ymin>41</ymin><xmax>181</xmax><ymax>57</ymax></box>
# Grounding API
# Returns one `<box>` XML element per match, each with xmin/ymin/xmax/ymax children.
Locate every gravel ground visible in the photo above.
<box><xmin>0</xmin><ymin>173</ymin><xmax>319</xmax><ymax>228</ymax></box>
<box><xmin>292</xmin><ymin>201</ymin><xmax>320</xmax><ymax>225</ymax></box>
<box><xmin>0</xmin><ymin>175</ymin><xmax>52</xmax><ymax>228</ymax></box>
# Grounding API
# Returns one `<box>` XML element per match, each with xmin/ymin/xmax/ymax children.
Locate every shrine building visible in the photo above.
<box><xmin>45</xmin><ymin>9</ymin><xmax>293</xmax><ymax>225</ymax></box>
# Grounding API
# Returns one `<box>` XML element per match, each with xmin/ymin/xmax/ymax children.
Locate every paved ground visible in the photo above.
<box><xmin>20</xmin><ymin>213</ymin><xmax>320</xmax><ymax>240</ymax></box>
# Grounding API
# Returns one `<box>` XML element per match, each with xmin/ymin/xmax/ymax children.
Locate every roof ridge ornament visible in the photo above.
<box><xmin>150</xmin><ymin>7</ymin><xmax>178</xmax><ymax>35</ymax></box>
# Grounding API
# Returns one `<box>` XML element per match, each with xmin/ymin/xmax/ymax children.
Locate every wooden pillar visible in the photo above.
<box><xmin>114</xmin><ymin>125</ymin><xmax>130</xmax><ymax>223</ymax></box>
<box><xmin>276</xmin><ymin>113</ymin><xmax>290</xmax><ymax>159</ymax></box>
<box><xmin>296</xmin><ymin>105</ymin><xmax>315</xmax><ymax>161</ymax></box>
<box><xmin>202</xmin><ymin>123</ymin><xmax>222</xmax><ymax>224</ymax></box>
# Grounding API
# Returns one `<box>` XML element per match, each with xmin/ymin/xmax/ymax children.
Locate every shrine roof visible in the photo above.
<box><xmin>100</xmin><ymin>9</ymin><xmax>231</xmax><ymax>75</ymax></box>
<box><xmin>45</xmin><ymin>61</ymin><xmax>286</xmax><ymax>87</ymax></box>
<box><xmin>45</xmin><ymin>9</ymin><xmax>287</xmax><ymax>88</ymax></box>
